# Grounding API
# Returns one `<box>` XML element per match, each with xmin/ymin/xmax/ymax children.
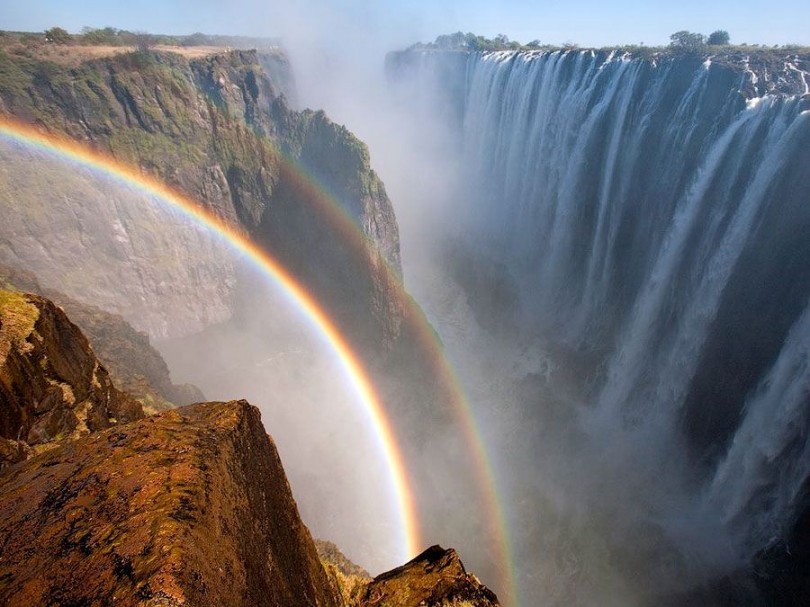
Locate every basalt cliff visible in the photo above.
<box><xmin>0</xmin><ymin>44</ymin><xmax>400</xmax><ymax>348</ymax></box>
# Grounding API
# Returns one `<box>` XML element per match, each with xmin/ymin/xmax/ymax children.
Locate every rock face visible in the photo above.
<box><xmin>0</xmin><ymin>47</ymin><xmax>401</xmax><ymax>348</ymax></box>
<box><xmin>0</xmin><ymin>400</ymin><xmax>341</xmax><ymax>607</ymax></box>
<box><xmin>257</xmin><ymin>49</ymin><xmax>298</xmax><ymax>107</ymax></box>
<box><xmin>0</xmin><ymin>289</ymin><xmax>143</xmax><ymax>469</ymax></box>
<box><xmin>0</xmin><ymin>264</ymin><xmax>203</xmax><ymax>410</ymax></box>
<box><xmin>357</xmin><ymin>546</ymin><xmax>500</xmax><ymax>607</ymax></box>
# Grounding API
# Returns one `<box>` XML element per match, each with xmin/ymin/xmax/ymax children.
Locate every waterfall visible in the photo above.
<box><xmin>390</xmin><ymin>48</ymin><xmax>810</xmax><ymax>602</ymax></box>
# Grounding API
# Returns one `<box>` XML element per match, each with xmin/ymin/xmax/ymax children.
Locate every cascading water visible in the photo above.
<box><xmin>388</xmin><ymin>48</ymin><xmax>810</xmax><ymax>604</ymax></box>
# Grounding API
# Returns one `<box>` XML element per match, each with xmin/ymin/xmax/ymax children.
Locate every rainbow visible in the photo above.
<box><xmin>0</xmin><ymin>115</ymin><xmax>519</xmax><ymax>606</ymax></box>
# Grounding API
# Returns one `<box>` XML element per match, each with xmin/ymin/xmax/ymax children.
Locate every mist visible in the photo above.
<box><xmin>1</xmin><ymin>145</ymin><xmax>409</xmax><ymax>574</ymax></box>
<box><xmin>250</xmin><ymin>6</ymin><xmax>810</xmax><ymax>605</ymax></box>
<box><xmin>157</xmin><ymin>262</ymin><xmax>408</xmax><ymax>573</ymax></box>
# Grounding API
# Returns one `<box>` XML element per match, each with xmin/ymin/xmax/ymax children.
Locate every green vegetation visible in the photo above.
<box><xmin>79</xmin><ymin>26</ymin><xmax>120</xmax><ymax>45</ymax></box>
<box><xmin>402</xmin><ymin>30</ymin><xmax>809</xmax><ymax>64</ymax></box>
<box><xmin>0</xmin><ymin>26</ymin><xmax>281</xmax><ymax>52</ymax></box>
<box><xmin>669</xmin><ymin>29</ymin><xmax>733</xmax><ymax>53</ymax></box>
<box><xmin>708</xmin><ymin>30</ymin><xmax>731</xmax><ymax>46</ymax></box>
<box><xmin>0</xmin><ymin>48</ymin><xmax>35</xmax><ymax>96</ymax></box>
<box><xmin>409</xmin><ymin>31</ymin><xmax>531</xmax><ymax>52</ymax></box>
<box><xmin>669</xmin><ymin>30</ymin><xmax>707</xmax><ymax>54</ymax></box>
<box><xmin>44</xmin><ymin>27</ymin><xmax>71</xmax><ymax>44</ymax></box>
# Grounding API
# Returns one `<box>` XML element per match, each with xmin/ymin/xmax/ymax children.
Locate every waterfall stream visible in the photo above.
<box><xmin>390</xmin><ymin>48</ymin><xmax>810</xmax><ymax>604</ymax></box>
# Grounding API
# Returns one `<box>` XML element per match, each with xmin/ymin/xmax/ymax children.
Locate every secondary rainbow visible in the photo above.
<box><xmin>220</xmin><ymin>134</ymin><xmax>521</xmax><ymax>605</ymax></box>
<box><xmin>0</xmin><ymin>115</ymin><xmax>519</xmax><ymax>606</ymax></box>
<box><xmin>0</xmin><ymin>115</ymin><xmax>419</xmax><ymax>560</ymax></box>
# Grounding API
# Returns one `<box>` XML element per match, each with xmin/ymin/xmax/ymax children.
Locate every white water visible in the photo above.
<box><xmin>391</xmin><ymin>49</ymin><xmax>810</xmax><ymax>604</ymax></box>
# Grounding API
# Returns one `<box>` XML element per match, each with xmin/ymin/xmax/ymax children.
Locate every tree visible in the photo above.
<box><xmin>707</xmin><ymin>30</ymin><xmax>730</xmax><ymax>45</ymax></box>
<box><xmin>434</xmin><ymin>32</ymin><xmax>467</xmax><ymax>49</ymax></box>
<box><xmin>81</xmin><ymin>27</ymin><xmax>121</xmax><ymax>45</ymax></box>
<box><xmin>669</xmin><ymin>30</ymin><xmax>706</xmax><ymax>54</ymax></box>
<box><xmin>44</xmin><ymin>27</ymin><xmax>71</xmax><ymax>44</ymax></box>
<box><xmin>131</xmin><ymin>31</ymin><xmax>156</xmax><ymax>51</ymax></box>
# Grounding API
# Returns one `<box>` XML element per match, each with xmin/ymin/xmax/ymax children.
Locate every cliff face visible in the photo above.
<box><xmin>257</xmin><ymin>49</ymin><xmax>298</xmax><ymax>107</ymax></box>
<box><xmin>0</xmin><ymin>289</ymin><xmax>143</xmax><ymax>469</ymax></box>
<box><xmin>0</xmin><ymin>47</ymin><xmax>401</xmax><ymax>349</ymax></box>
<box><xmin>0</xmin><ymin>400</ymin><xmax>341</xmax><ymax>607</ymax></box>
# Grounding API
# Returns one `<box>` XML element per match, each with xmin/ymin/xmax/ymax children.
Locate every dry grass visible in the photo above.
<box><xmin>1</xmin><ymin>43</ymin><xmax>226</xmax><ymax>66</ymax></box>
<box><xmin>152</xmin><ymin>45</ymin><xmax>226</xmax><ymax>58</ymax></box>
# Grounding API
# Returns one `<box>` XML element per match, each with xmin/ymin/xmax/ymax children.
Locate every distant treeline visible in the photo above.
<box><xmin>9</xmin><ymin>27</ymin><xmax>281</xmax><ymax>49</ymax></box>
<box><xmin>408</xmin><ymin>31</ymin><xmax>809</xmax><ymax>56</ymax></box>
<box><xmin>407</xmin><ymin>32</ymin><xmax>548</xmax><ymax>52</ymax></box>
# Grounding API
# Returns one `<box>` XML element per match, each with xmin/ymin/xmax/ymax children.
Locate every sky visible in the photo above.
<box><xmin>2</xmin><ymin>0</ymin><xmax>810</xmax><ymax>48</ymax></box>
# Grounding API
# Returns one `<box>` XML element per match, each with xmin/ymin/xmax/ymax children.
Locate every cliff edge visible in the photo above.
<box><xmin>0</xmin><ymin>400</ymin><xmax>341</xmax><ymax>607</ymax></box>
<box><xmin>0</xmin><ymin>289</ymin><xmax>497</xmax><ymax>606</ymax></box>
<box><xmin>357</xmin><ymin>545</ymin><xmax>499</xmax><ymax>607</ymax></box>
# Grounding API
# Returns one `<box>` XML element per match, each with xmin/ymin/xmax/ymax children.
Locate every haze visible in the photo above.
<box><xmin>4</xmin><ymin>0</ymin><xmax>810</xmax><ymax>48</ymax></box>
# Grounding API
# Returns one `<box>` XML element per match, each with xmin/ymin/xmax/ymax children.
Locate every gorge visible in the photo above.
<box><xmin>2</xmin><ymin>23</ymin><xmax>810</xmax><ymax>606</ymax></box>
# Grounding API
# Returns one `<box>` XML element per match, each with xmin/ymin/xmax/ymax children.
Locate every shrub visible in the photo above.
<box><xmin>44</xmin><ymin>27</ymin><xmax>71</xmax><ymax>44</ymax></box>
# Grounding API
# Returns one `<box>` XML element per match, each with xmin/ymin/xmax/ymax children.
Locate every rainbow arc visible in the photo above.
<box><xmin>0</xmin><ymin>115</ymin><xmax>518</xmax><ymax>606</ymax></box>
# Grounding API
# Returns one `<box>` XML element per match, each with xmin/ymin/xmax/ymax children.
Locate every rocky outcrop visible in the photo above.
<box><xmin>0</xmin><ymin>264</ymin><xmax>202</xmax><ymax>410</ymax></box>
<box><xmin>0</xmin><ymin>399</ymin><xmax>341</xmax><ymax>607</ymax></box>
<box><xmin>0</xmin><ymin>289</ymin><xmax>143</xmax><ymax>469</ymax></box>
<box><xmin>356</xmin><ymin>546</ymin><xmax>500</xmax><ymax>607</ymax></box>
<box><xmin>316</xmin><ymin>539</ymin><xmax>371</xmax><ymax>606</ymax></box>
<box><xmin>315</xmin><ymin>541</ymin><xmax>500</xmax><ymax>607</ymax></box>
<box><xmin>0</xmin><ymin>278</ymin><xmax>497</xmax><ymax>607</ymax></box>
<box><xmin>316</xmin><ymin>539</ymin><xmax>371</xmax><ymax>580</ymax></box>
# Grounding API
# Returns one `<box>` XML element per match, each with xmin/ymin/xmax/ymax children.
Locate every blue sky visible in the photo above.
<box><xmin>2</xmin><ymin>0</ymin><xmax>809</xmax><ymax>48</ymax></box>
